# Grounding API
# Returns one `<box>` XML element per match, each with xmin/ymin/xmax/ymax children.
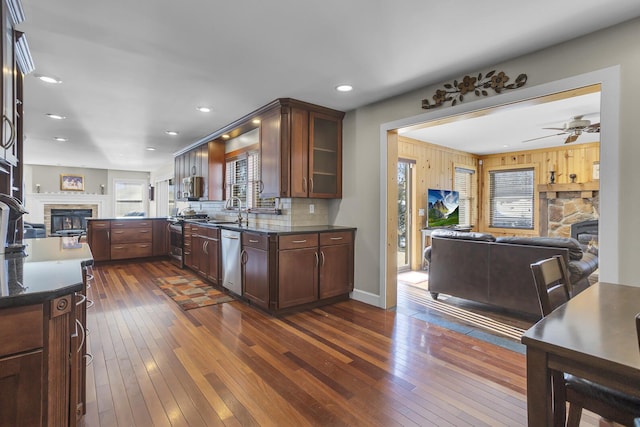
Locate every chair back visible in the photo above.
<box><xmin>530</xmin><ymin>255</ymin><xmax>572</xmax><ymax>316</ymax></box>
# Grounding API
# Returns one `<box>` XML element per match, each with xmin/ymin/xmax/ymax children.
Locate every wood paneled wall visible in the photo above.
<box><xmin>478</xmin><ymin>141</ymin><xmax>600</xmax><ymax>236</ymax></box>
<box><xmin>398</xmin><ymin>136</ymin><xmax>478</xmax><ymax>269</ymax></box>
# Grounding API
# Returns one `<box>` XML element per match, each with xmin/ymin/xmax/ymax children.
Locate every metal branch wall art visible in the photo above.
<box><xmin>421</xmin><ymin>70</ymin><xmax>527</xmax><ymax>110</ymax></box>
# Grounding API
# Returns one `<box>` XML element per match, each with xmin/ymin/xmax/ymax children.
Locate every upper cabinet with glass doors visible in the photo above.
<box><xmin>260</xmin><ymin>98</ymin><xmax>345</xmax><ymax>199</ymax></box>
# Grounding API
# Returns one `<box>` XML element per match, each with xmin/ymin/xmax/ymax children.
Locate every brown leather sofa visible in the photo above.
<box><xmin>424</xmin><ymin>229</ymin><xmax>598</xmax><ymax>317</ymax></box>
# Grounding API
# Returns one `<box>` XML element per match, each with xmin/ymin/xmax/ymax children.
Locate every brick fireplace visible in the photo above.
<box><xmin>538</xmin><ymin>182</ymin><xmax>599</xmax><ymax>237</ymax></box>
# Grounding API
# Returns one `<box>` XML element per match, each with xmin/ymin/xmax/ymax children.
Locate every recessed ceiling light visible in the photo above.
<box><xmin>336</xmin><ymin>84</ymin><xmax>353</xmax><ymax>92</ymax></box>
<box><xmin>35</xmin><ymin>74</ymin><xmax>62</xmax><ymax>84</ymax></box>
<box><xmin>222</xmin><ymin>134</ymin><xmax>230</xmax><ymax>139</ymax></box>
<box><xmin>252</xmin><ymin>119</ymin><xmax>261</xmax><ymax>124</ymax></box>
<box><xmin>165</xmin><ymin>130</ymin><xmax>179</xmax><ymax>136</ymax></box>
<box><xmin>46</xmin><ymin>113</ymin><xmax>66</xmax><ymax>120</ymax></box>
<box><xmin>196</xmin><ymin>106</ymin><xmax>211</xmax><ymax>113</ymax></box>
<box><xmin>146</xmin><ymin>147</ymin><xmax>156</xmax><ymax>151</ymax></box>
<box><xmin>53</xmin><ymin>137</ymin><xmax>68</xmax><ymax>142</ymax></box>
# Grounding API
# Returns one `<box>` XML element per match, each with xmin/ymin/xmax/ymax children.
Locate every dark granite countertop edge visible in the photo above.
<box><xmin>0</xmin><ymin>282</ymin><xmax>83</xmax><ymax>309</ymax></box>
<box><xmin>184</xmin><ymin>221</ymin><xmax>357</xmax><ymax>235</ymax></box>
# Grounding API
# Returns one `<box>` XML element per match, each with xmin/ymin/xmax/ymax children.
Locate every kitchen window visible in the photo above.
<box><xmin>225</xmin><ymin>150</ymin><xmax>275</xmax><ymax>211</ymax></box>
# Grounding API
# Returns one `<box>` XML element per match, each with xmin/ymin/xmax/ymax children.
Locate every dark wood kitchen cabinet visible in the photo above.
<box><xmin>110</xmin><ymin>220</ymin><xmax>152</xmax><ymax>260</ymax></box>
<box><xmin>241</xmin><ymin>232</ymin><xmax>273</xmax><ymax>310</ymax></box>
<box><xmin>190</xmin><ymin>224</ymin><xmax>220</xmax><ymax>284</ymax></box>
<box><xmin>260</xmin><ymin>99</ymin><xmax>344</xmax><ymax>199</ymax></box>
<box><xmin>318</xmin><ymin>231</ymin><xmax>354</xmax><ymax>298</ymax></box>
<box><xmin>277</xmin><ymin>233</ymin><xmax>319</xmax><ymax>309</ymax></box>
<box><xmin>87</xmin><ymin>220</ymin><xmax>111</xmax><ymax>261</ymax></box>
<box><xmin>152</xmin><ymin>219</ymin><xmax>169</xmax><ymax>256</ymax></box>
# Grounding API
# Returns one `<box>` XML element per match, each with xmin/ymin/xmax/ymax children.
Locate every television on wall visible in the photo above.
<box><xmin>427</xmin><ymin>189</ymin><xmax>460</xmax><ymax>228</ymax></box>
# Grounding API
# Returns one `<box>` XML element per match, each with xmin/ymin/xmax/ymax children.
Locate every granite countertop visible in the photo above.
<box><xmin>185</xmin><ymin>220</ymin><xmax>356</xmax><ymax>235</ymax></box>
<box><xmin>0</xmin><ymin>237</ymin><xmax>94</xmax><ymax>309</ymax></box>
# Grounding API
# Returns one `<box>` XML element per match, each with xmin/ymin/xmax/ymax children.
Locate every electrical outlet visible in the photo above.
<box><xmin>309</xmin><ymin>204</ymin><xmax>315</xmax><ymax>214</ymax></box>
<box><xmin>418</xmin><ymin>208</ymin><xmax>425</xmax><ymax>216</ymax></box>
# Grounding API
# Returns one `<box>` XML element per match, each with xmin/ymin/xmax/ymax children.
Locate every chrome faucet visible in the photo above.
<box><xmin>227</xmin><ymin>196</ymin><xmax>247</xmax><ymax>226</ymax></box>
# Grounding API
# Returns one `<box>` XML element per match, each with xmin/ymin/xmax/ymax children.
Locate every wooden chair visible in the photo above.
<box><xmin>530</xmin><ymin>256</ymin><xmax>640</xmax><ymax>426</ymax></box>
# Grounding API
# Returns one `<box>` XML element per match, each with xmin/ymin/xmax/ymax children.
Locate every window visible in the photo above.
<box><xmin>454</xmin><ymin>166</ymin><xmax>476</xmax><ymax>226</ymax></box>
<box><xmin>225</xmin><ymin>150</ymin><xmax>275</xmax><ymax>210</ymax></box>
<box><xmin>114</xmin><ymin>180</ymin><xmax>146</xmax><ymax>217</ymax></box>
<box><xmin>489</xmin><ymin>168</ymin><xmax>534</xmax><ymax>229</ymax></box>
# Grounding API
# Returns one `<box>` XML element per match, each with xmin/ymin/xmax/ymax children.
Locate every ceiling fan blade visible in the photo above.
<box><xmin>565</xmin><ymin>134</ymin><xmax>579</xmax><ymax>144</ymax></box>
<box><xmin>542</xmin><ymin>127</ymin><xmax>567</xmax><ymax>131</ymax></box>
<box><xmin>522</xmin><ymin>132</ymin><xmax>566</xmax><ymax>143</ymax></box>
<box><xmin>585</xmin><ymin>122</ymin><xmax>600</xmax><ymax>132</ymax></box>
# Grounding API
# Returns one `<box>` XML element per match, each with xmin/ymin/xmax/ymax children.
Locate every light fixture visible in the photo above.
<box><xmin>165</xmin><ymin>130</ymin><xmax>179</xmax><ymax>136</ymax></box>
<box><xmin>34</xmin><ymin>74</ymin><xmax>62</xmax><ymax>84</ymax></box>
<box><xmin>252</xmin><ymin>119</ymin><xmax>261</xmax><ymax>124</ymax></box>
<box><xmin>146</xmin><ymin>147</ymin><xmax>156</xmax><ymax>151</ymax></box>
<box><xmin>336</xmin><ymin>84</ymin><xmax>353</xmax><ymax>92</ymax></box>
<box><xmin>222</xmin><ymin>134</ymin><xmax>230</xmax><ymax>139</ymax></box>
<box><xmin>196</xmin><ymin>106</ymin><xmax>211</xmax><ymax>113</ymax></box>
<box><xmin>53</xmin><ymin>137</ymin><xmax>68</xmax><ymax>142</ymax></box>
<box><xmin>46</xmin><ymin>113</ymin><xmax>66</xmax><ymax>120</ymax></box>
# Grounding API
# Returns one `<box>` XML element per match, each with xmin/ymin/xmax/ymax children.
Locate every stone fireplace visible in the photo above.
<box><xmin>538</xmin><ymin>182</ymin><xmax>599</xmax><ymax>238</ymax></box>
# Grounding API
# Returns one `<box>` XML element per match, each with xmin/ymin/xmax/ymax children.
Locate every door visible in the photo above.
<box><xmin>397</xmin><ymin>159</ymin><xmax>414</xmax><ymax>272</ymax></box>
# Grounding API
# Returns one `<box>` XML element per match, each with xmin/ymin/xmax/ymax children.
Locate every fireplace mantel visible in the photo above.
<box><xmin>538</xmin><ymin>182</ymin><xmax>599</xmax><ymax>199</ymax></box>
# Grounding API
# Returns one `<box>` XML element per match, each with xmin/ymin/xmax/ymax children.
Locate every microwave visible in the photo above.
<box><xmin>182</xmin><ymin>176</ymin><xmax>204</xmax><ymax>200</ymax></box>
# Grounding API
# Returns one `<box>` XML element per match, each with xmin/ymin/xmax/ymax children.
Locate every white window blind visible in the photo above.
<box><xmin>114</xmin><ymin>180</ymin><xmax>145</xmax><ymax>217</ymax></box>
<box><xmin>226</xmin><ymin>151</ymin><xmax>275</xmax><ymax>210</ymax></box>
<box><xmin>489</xmin><ymin>168</ymin><xmax>534</xmax><ymax>229</ymax></box>
<box><xmin>454</xmin><ymin>167</ymin><xmax>475</xmax><ymax>226</ymax></box>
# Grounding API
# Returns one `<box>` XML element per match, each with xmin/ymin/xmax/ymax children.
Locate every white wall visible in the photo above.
<box><xmin>339</xmin><ymin>17</ymin><xmax>640</xmax><ymax>304</ymax></box>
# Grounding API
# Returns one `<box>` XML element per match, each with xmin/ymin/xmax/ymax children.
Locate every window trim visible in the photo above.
<box><xmin>112</xmin><ymin>178</ymin><xmax>148</xmax><ymax>217</ymax></box>
<box><xmin>453</xmin><ymin>163</ymin><xmax>477</xmax><ymax>228</ymax></box>
<box><xmin>483</xmin><ymin>163</ymin><xmax>539</xmax><ymax>236</ymax></box>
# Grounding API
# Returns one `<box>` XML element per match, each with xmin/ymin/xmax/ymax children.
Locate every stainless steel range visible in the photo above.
<box><xmin>168</xmin><ymin>213</ymin><xmax>209</xmax><ymax>268</ymax></box>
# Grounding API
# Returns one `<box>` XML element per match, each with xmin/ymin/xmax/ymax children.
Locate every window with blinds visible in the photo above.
<box><xmin>454</xmin><ymin>167</ymin><xmax>476</xmax><ymax>226</ymax></box>
<box><xmin>489</xmin><ymin>168</ymin><xmax>535</xmax><ymax>229</ymax></box>
<box><xmin>114</xmin><ymin>180</ymin><xmax>145</xmax><ymax>217</ymax></box>
<box><xmin>225</xmin><ymin>150</ymin><xmax>275</xmax><ymax>210</ymax></box>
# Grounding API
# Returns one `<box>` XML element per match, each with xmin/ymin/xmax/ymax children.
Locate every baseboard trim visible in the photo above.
<box><xmin>350</xmin><ymin>289</ymin><xmax>384</xmax><ymax>308</ymax></box>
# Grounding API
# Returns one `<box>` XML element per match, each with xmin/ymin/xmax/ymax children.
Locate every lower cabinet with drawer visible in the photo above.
<box><xmin>110</xmin><ymin>220</ymin><xmax>153</xmax><ymax>260</ymax></box>
<box><xmin>88</xmin><ymin>218</ymin><xmax>168</xmax><ymax>262</ymax></box>
<box><xmin>241</xmin><ymin>232</ymin><xmax>275</xmax><ymax>310</ymax></box>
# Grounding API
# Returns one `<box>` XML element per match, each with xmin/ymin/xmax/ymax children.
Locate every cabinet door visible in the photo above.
<box><xmin>259</xmin><ymin>108</ymin><xmax>284</xmax><ymax>198</ymax></box>
<box><xmin>242</xmin><ymin>245</ymin><xmax>269</xmax><ymax>309</ymax></box>
<box><xmin>205</xmin><ymin>229</ymin><xmax>220</xmax><ymax>284</ymax></box>
<box><xmin>208</xmin><ymin>140</ymin><xmax>225</xmax><ymax>200</ymax></box>
<box><xmin>87</xmin><ymin>222</ymin><xmax>110</xmax><ymax>261</ymax></box>
<box><xmin>290</xmin><ymin>107</ymin><xmax>310</xmax><ymax>197</ymax></box>
<box><xmin>152</xmin><ymin>219</ymin><xmax>169</xmax><ymax>256</ymax></box>
<box><xmin>0</xmin><ymin>350</ymin><xmax>43</xmax><ymax>427</ymax></box>
<box><xmin>1</xmin><ymin>3</ymin><xmax>17</xmax><ymax>165</ymax></box>
<box><xmin>278</xmin><ymin>247</ymin><xmax>318</xmax><ymax>309</ymax></box>
<box><xmin>319</xmin><ymin>243</ymin><xmax>353</xmax><ymax>299</ymax></box>
<box><xmin>309</xmin><ymin>112</ymin><xmax>342</xmax><ymax>198</ymax></box>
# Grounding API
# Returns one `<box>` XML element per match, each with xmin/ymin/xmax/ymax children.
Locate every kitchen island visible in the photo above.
<box><xmin>0</xmin><ymin>237</ymin><xmax>93</xmax><ymax>426</ymax></box>
<box><xmin>185</xmin><ymin>220</ymin><xmax>356</xmax><ymax>314</ymax></box>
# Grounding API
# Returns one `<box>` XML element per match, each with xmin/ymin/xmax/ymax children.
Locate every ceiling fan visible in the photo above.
<box><xmin>523</xmin><ymin>115</ymin><xmax>600</xmax><ymax>144</ymax></box>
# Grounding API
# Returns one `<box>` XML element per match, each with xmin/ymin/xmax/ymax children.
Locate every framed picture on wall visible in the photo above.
<box><xmin>60</xmin><ymin>174</ymin><xmax>84</xmax><ymax>191</ymax></box>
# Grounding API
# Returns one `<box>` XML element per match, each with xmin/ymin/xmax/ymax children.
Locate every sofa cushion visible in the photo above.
<box><xmin>430</xmin><ymin>229</ymin><xmax>496</xmax><ymax>242</ymax></box>
<box><xmin>495</xmin><ymin>236</ymin><xmax>584</xmax><ymax>260</ymax></box>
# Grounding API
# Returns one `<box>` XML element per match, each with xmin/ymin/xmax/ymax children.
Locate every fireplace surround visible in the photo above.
<box><xmin>50</xmin><ymin>208</ymin><xmax>93</xmax><ymax>235</ymax></box>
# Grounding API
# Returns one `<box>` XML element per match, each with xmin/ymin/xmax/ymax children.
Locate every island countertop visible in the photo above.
<box><xmin>0</xmin><ymin>237</ymin><xmax>94</xmax><ymax>309</ymax></box>
<box><xmin>184</xmin><ymin>220</ymin><xmax>357</xmax><ymax>235</ymax></box>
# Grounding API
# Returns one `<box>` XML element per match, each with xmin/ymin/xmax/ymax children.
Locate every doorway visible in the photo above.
<box><xmin>397</xmin><ymin>159</ymin><xmax>414</xmax><ymax>272</ymax></box>
<box><xmin>381</xmin><ymin>67</ymin><xmax>620</xmax><ymax>310</ymax></box>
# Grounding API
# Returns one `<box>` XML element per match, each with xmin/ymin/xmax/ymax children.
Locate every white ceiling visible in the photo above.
<box><xmin>17</xmin><ymin>0</ymin><xmax>640</xmax><ymax>171</ymax></box>
<box><xmin>401</xmin><ymin>91</ymin><xmax>601</xmax><ymax>154</ymax></box>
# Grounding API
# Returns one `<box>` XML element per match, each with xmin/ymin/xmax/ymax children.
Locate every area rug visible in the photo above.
<box><xmin>154</xmin><ymin>276</ymin><xmax>234</xmax><ymax>310</ymax></box>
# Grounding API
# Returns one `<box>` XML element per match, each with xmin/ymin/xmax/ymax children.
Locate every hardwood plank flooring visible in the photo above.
<box><xmin>81</xmin><ymin>259</ymin><xmax>599</xmax><ymax>426</ymax></box>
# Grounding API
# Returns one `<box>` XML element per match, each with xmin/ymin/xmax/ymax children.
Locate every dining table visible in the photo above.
<box><xmin>521</xmin><ymin>282</ymin><xmax>640</xmax><ymax>426</ymax></box>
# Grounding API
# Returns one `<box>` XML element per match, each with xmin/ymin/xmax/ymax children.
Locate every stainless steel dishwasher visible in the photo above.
<box><xmin>221</xmin><ymin>229</ymin><xmax>242</xmax><ymax>295</ymax></box>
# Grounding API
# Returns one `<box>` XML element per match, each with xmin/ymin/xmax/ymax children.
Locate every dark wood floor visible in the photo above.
<box><xmin>81</xmin><ymin>260</ymin><xmax>599</xmax><ymax>426</ymax></box>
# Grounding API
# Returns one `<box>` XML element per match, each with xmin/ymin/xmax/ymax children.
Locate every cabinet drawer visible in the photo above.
<box><xmin>206</xmin><ymin>226</ymin><xmax>220</xmax><ymax>239</ymax></box>
<box><xmin>279</xmin><ymin>233</ymin><xmax>318</xmax><ymax>250</ymax></box>
<box><xmin>320</xmin><ymin>231</ymin><xmax>353</xmax><ymax>246</ymax></box>
<box><xmin>111</xmin><ymin>228</ymin><xmax>152</xmax><ymax>243</ymax></box>
<box><xmin>242</xmin><ymin>232</ymin><xmax>268</xmax><ymax>250</ymax></box>
<box><xmin>111</xmin><ymin>220</ymin><xmax>152</xmax><ymax>229</ymax></box>
<box><xmin>89</xmin><ymin>221</ymin><xmax>110</xmax><ymax>230</ymax></box>
<box><xmin>0</xmin><ymin>304</ymin><xmax>44</xmax><ymax>356</ymax></box>
<box><xmin>111</xmin><ymin>243</ymin><xmax>152</xmax><ymax>259</ymax></box>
